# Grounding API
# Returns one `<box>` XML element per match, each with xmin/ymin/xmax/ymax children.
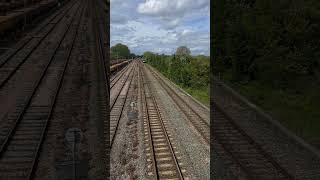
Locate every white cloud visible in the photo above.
<box><xmin>137</xmin><ymin>0</ymin><xmax>208</xmax><ymax>17</ymax></box>
<box><xmin>111</xmin><ymin>0</ymin><xmax>210</xmax><ymax>56</ymax></box>
<box><xmin>137</xmin><ymin>0</ymin><xmax>209</xmax><ymax>28</ymax></box>
<box><xmin>181</xmin><ymin>29</ymin><xmax>193</xmax><ymax>36</ymax></box>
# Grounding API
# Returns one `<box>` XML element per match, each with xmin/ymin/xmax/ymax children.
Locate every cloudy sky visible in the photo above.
<box><xmin>110</xmin><ymin>0</ymin><xmax>210</xmax><ymax>56</ymax></box>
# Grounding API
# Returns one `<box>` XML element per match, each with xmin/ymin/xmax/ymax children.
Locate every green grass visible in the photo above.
<box><xmin>183</xmin><ymin>87</ymin><xmax>210</xmax><ymax>107</ymax></box>
<box><xmin>221</xmin><ymin>71</ymin><xmax>320</xmax><ymax>147</ymax></box>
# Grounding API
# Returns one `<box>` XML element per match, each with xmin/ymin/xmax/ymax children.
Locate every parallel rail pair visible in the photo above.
<box><xmin>0</xmin><ymin>0</ymin><xmax>85</xmax><ymax>178</ymax></box>
<box><xmin>147</xmin><ymin>64</ymin><xmax>293</xmax><ymax>179</ymax></box>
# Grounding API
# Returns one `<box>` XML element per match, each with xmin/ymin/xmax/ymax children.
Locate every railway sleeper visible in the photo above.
<box><xmin>0</xmin><ymin>156</ymin><xmax>33</xmax><ymax>164</ymax></box>
<box><xmin>2</xmin><ymin>150</ymin><xmax>34</xmax><ymax>158</ymax></box>
<box><xmin>8</xmin><ymin>135</ymin><xmax>40</xmax><ymax>144</ymax></box>
<box><xmin>11</xmin><ymin>134</ymin><xmax>40</xmax><ymax>141</ymax></box>
<box><xmin>14</xmin><ymin>126</ymin><xmax>43</xmax><ymax>132</ymax></box>
<box><xmin>0</xmin><ymin>171</ymin><xmax>29</xmax><ymax>178</ymax></box>
<box><xmin>6</xmin><ymin>145</ymin><xmax>36</xmax><ymax>151</ymax></box>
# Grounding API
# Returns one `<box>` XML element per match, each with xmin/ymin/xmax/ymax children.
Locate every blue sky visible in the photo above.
<box><xmin>110</xmin><ymin>0</ymin><xmax>210</xmax><ymax>56</ymax></box>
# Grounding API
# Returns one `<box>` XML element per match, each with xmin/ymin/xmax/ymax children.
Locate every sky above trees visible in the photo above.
<box><xmin>110</xmin><ymin>0</ymin><xmax>210</xmax><ymax>56</ymax></box>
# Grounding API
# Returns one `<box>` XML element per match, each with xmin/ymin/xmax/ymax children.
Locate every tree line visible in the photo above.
<box><xmin>110</xmin><ymin>43</ymin><xmax>209</xmax><ymax>104</ymax></box>
<box><xmin>110</xmin><ymin>43</ymin><xmax>138</xmax><ymax>59</ymax></box>
<box><xmin>144</xmin><ymin>46</ymin><xmax>209</xmax><ymax>95</ymax></box>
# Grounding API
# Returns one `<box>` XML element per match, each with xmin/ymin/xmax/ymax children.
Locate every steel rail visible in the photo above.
<box><xmin>146</xmin><ymin>63</ymin><xmax>292</xmax><ymax>179</ymax></box>
<box><xmin>0</xmin><ymin>0</ymin><xmax>82</xmax><ymax>162</ymax></box>
<box><xmin>141</xmin><ymin>62</ymin><xmax>184</xmax><ymax>180</ymax></box>
<box><xmin>28</xmin><ymin>1</ymin><xmax>86</xmax><ymax>178</ymax></box>
<box><xmin>110</xmin><ymin>63</ymin><xmax>135</xmax><ymax>110</ymax></box>
<box><xmin>0</xmin><ymin>0</ymin><xmax>74</xmax><ymax>67</ymax></box>
<box><xmin>147</xmin><ymin>66</ymin><xmax>210</xmax><ymax>143</ymax></box>
<box><xmin>0</xmin><ymin>0</ymin><xmax>78</xmax><ymax>89</ymax></box>
<box><xmin>110</xmin><ymin>65</ymin><xmax>136</xmax><ymax>147</ymax></box>
<box><xmin>139</xmin><ymin>63</ymin><xmax>159</xmax><ymax>179</ymax></box>
<box><xmin>110</xmin><ymin>61</ymin><xmax>133</xmax><ymax>89</ymax></box>
<box><xmin>213</xmin><ymin>102</ymin><xmax>293</xmax><ymax>179</ymax></box>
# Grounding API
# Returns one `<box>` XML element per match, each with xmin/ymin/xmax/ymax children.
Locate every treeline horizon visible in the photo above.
<box><xmin>144</xmin><ymin>46</ymin><xmax>210</xmax><ymax>105</ymax></box>
<box><xmin>110</xmin><ymin>43</ymin><xmax>210</xmax><ymax>105</ymax></box>
<box><xmin>110</xmin><ymin>43</ymin><xmax>209</xmax><ymax>59</ymax></box>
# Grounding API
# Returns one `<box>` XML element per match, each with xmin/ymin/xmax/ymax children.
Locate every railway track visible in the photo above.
<box><xmin>0</xmin><ymin>0</ymin><xmax>76</xmax><ymax>89</ymax></box>
<box><xmin>92</xmin><ymin>0</ymin><xmax>110</xmax><ymax>153</ymax></box>
<box><xmin>110</xmin><ymin>62</ymin><xmax>135</xmax><ymax>107</ymax></box>
<box><xmin>139</xmin><ymin>62</ymin><xmax>187</xmax><ymax>180</ymax></box>
<box><xmin>146</xmin><ymin>65</ymin><xmax>210</xmax><ymax>144</ymax></box>
<box><xmin>93</xmin><ymin>0</ymin><xmax>108</xmax><ymax>92</ymax></box>
<box><xmin>110</xmin><ymin>62</ymin><xmax>137</xmax><ymax>147</ymax></box>
<box><xmin>110</xmin><ymin>61</ymin><xmax>132</xmax><ymax>89</ymax></box>
<box><xmin>0</xmin><ymin>0</ymin><xmax>85</xmax><ymax>178</ymax></box>
<box><xmin>146</xmin><ymin>63</ymin><xmax>294</xmax><ymax>179</ymax></box>
<box><xmin>111</xmin><ymin>60</ymin><xmax>130</xmax><ymax>75</ymax></box>
<box><xmin>147</xmin><ymin>65</ymin><xmax>209</xmax><ymax>121</ymax></box>
<box><xmin>0</xmin><ymin>0</ymin><xmax>79</xmax><ymax>120</ymax></box>
<box><xmin>212</xmin><ymin>104</ymin><xmax>293</xmax><ymax>179</ymax></box>
<box><xmin>110</xmin><ymin>63</ymin><xmax>127</xmax><ymax>83</ymax></box>
<box><xmin>0</xmin><ymin>0</ymin><xmax>58</xmax><ymax>35</ymax></box>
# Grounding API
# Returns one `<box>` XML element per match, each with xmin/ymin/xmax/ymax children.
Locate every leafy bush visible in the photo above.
<box><xmin>144</xmin><ymin>51</ymin><xmax>210</xmax><ymax>105</ymax></box>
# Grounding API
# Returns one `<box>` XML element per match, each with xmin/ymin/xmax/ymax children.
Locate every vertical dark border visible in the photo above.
<box><xmin>104</xmin><ymin>0</ymin><xmax>110</xmax><ymax>179</ymax></box>
<box><xmin>210</xmin><ymin>0</ymin><xmax>214</xmax><ymax>178</ymax></box>
<box><xmin>211</xmin><ymin>0</ymin><xmax>225</xmax><ymax>179</ymax></box>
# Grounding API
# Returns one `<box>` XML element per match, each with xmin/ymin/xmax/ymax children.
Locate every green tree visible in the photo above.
<box><xmin>111</xmin><ymin>43</ymin><xmax>130</xmax><ymax>59</ymax></box>
<box><xmin>129</xmin><ymin>53</ymin><xmax>136</xmax><ymax>59</ymax></box>
<box><xmin>143</xmin><ymin>50</ymin><xmax>210</xmax><ymax>105</ymax></box>
<box><xmin>175</xmin><ymin>46</ymin><xmax>191</xmax><ymax>56</ymax></box>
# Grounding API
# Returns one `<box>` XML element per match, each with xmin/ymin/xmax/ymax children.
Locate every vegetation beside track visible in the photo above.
<box><xmin>212</xmin><ymin>0</ymin><xmax>320</xmax><ymax>146</ymax></box>
<box><xmin>110</xmin><ymin>43</ymin><xmax>136</xmax><ymax>59</ymax></box>
<box><xmin>143</xmin><ymin>48</ymin><xmax>210</xmax><ymax>106</ymax></box>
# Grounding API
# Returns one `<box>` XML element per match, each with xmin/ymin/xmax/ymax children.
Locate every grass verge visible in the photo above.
<box><xmin>183</xmin><ymin>87</ymin><xmax>209</xmax><ymax>107</ymax></box>
<box><xmin>149</xmin><ymin>65</ymin><xmax>210</xmax><ymax>107</ymax></box>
